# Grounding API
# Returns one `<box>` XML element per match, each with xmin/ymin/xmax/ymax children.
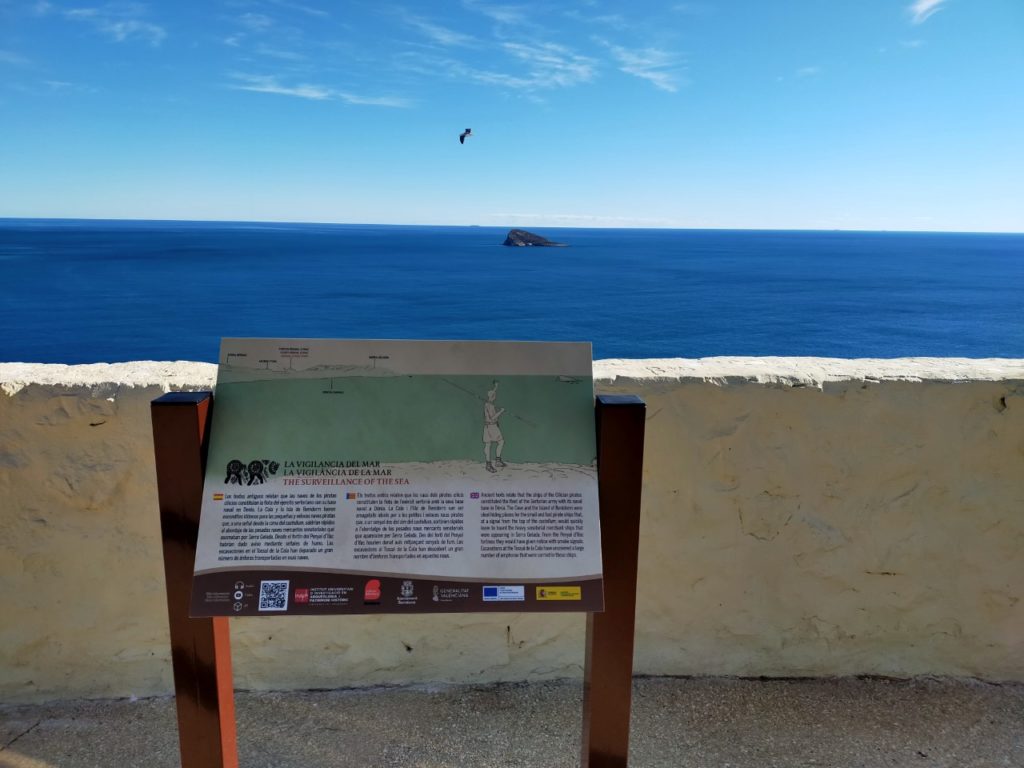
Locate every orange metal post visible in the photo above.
<box><xmin>152</xmin><ymin>392</ymin><xmax>238</xmax><ymax>768</ymax></box>
<box><xmin>581</xmin><ymin>394</ymin><xmax>646</xmax><ymax>768</ymax></box>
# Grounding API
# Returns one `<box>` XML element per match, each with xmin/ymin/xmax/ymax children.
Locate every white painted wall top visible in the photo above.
<box><xmin>2</xmin><ymin>357</ymin><xmax>1023</xmax><ymax>397</ymax></box>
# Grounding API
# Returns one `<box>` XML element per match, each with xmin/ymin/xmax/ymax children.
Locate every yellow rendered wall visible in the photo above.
<box><xmin>0</xmin><ymin>359</ymin><xmax>1021</xmax><ymax>703</ymax></box>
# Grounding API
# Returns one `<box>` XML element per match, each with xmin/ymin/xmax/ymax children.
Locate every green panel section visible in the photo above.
<box><xmin>207</xmin><ymin>375</ymin><xmax>595</xmax><ymax>470</ymax></box>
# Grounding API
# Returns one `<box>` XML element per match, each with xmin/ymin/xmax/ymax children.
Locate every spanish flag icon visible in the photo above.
<box><xmin>213</xmin><ymin>493</ymin><xmax>224</xmax><ymax>501</ymax></box>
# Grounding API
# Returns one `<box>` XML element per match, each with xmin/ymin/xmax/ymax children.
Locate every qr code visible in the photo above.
<box><xmin>258</xmin><ymin>580</ymin><xmax>289</xmax><ymax>611</ymax></box>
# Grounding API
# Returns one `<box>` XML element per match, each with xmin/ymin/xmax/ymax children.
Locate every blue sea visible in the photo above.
<box><xmin>1</xmin><ymin>219</ymin><xmax>1021</xmax><ymax>363</ymax></box>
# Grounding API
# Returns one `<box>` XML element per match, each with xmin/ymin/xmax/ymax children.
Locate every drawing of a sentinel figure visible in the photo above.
<box><xmin>483</xmin><ymin>381</ymin><xmax>506</xmax><ymax>473</ymax></box>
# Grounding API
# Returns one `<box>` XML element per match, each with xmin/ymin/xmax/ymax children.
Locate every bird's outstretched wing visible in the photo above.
<box><xmin>459</xmin><ymin>135</ymin><xmax>465</xmax><ymax>144</ymax></box>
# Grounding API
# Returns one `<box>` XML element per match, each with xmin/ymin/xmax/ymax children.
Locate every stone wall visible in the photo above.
<box><xmin>1</xmin><ymin>359</ymin><xmax>1022</xmax><ymax>703</ymax></box>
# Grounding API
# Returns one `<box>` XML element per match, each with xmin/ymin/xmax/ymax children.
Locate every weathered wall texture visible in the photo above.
<box><xmin>1</xmin><ymin>359</ymin><xmax>1022</xmax><ymax>704</ymax></box>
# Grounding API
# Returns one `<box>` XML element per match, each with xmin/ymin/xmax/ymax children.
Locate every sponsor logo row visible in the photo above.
<box><xmin>231</xmin><ymin>579</ymin><xmax>583</xmax><ymax>611</ymax></box>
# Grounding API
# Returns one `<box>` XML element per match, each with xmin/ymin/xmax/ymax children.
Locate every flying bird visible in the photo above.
<box><xmin>459</xmin><ymin>128</ymin><xmax>472</xmax><ymax>144</ymax></box>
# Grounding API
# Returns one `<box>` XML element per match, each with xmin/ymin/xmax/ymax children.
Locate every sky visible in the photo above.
<box><xmin>1</xmin><ymin>0</ymin><xmax>1022</xmax><ymax>231</ymax></box>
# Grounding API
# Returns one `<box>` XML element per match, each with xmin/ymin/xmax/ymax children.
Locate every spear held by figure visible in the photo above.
<box><xmin>438</xmin><ymin>377</ymin><xmax>536</xmax><ymax>427</ymax></box>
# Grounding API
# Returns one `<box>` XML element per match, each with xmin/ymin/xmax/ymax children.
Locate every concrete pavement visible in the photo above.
<box><xmin>2</xmin><ymin>676</ymin><xmax>1022</xmax><ymax>767</ymax></box>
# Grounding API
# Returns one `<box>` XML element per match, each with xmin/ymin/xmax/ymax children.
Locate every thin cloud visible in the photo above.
<box><xmin>605</xmin><ymin>44</ymin><xmax>682</xmax><ymax>92</ymax></box>
<box><xmin>0</xmin><ymin>49</ymin><xmax>32</xmax><ymax>66</ymax></box>
<box><xmin>255</xmin><ymin>44</ymin><xmax>306</xmax><ymax>61</ymax></box>
<box><xmin>397</xmin><ymin>52</ymin><xmax>527</xmax><ymax>89</ymax></box>
<box><xmin>102</xmin><ymin>19</ymin><xmax>165</xmax><ymax>44</ymax></box>
<box><xmin>390</xmin><ymin>55</ymin><xmax>513</xmax><ymax>92</ymax></box>
<box><xmin>909</xmin><ymin>0</ymin><xmax>945</xmax><ymax>24</ymax></box>
<box><xmin>335</xmin><ymin>92</ymin><xmax>411</xmax><ymax>107</ymax></box>
<box><xmin>501</xmin><ymin>42</ymin><xmax>596</xmax><ymax>88</ymax></box>
<box><xmin>228</xmin><ymin>73</ymin><xmax>410</xmax><ymax>107</ymax></box>
<box><xmin>490</xmin><ymin>212</ymin><xmax>671</xmax><ymax>226</ymax></box>
<box><xmin>590</xmin><ymin>14</ymin><xmax>628</xmax><ymax>28</ymax></box>
<box><xmin>563</xmin><ymin>10</ymin><xmax>631</xmax><ymax>31</ymax></box>
<box><xmin>390</xmin><ymin>50</ymin><xmax>456</xmax><ymax>78</ymax></box>
<box><xmin>462</xmin><ymin>0</ymin><xmax>527</xmax><ymax>26</ymax></box>
<box><xmin>672</xmin><ymin>2</ymin><xmax>713</xmax><ymax>15</ymax></box>
<box><xmin>267</xmin><ymin>0</ymin><xmax>328</xmax><ymax>18</ymax></box>
<box><xmin>796</xmin><ymin>65</ymin><xmax>821</xmax><ymax>77</ymax></box>
<box><xmin>64</xmin><ymin>5</ymin><xmax>166</xmax><ymax>46</ymax></box>
<box><xmin>43</xmin><ymin>79</ymin><xmax>96</xmax><ymax>93</ymax></box>
<box><xmin>403</xmin><ymin>14</ymin><xmax>477</xmax><ymax>47</ymax></box>
<box><xmin>395</xmin><ymin>43</ymin><xmax>594</xmax><ymax>93</ymax></box>
<box><xmin>468</xmin><ymin>69</ymin><xmax>535</xmax><ymax>89</ymax></box>
<box><xmin>230</xmin><ymin>74</ymin><xmax>330</xmax><ymax>100</ymax></box>
<box><xmin>238</xmin><ymin>13</ymin><xmax>273</xmax><ymax>32</ymax></box>
<box><xmin>901</xmin><ymin>39</ymin><xmax>926</xmax><ymax>48</ymax></box>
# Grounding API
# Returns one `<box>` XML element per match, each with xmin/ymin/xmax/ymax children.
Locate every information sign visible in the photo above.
<box><xmin>190</xmin><ymin>338</ymin><xmax>603</xmax><ymax>615</ymax></box>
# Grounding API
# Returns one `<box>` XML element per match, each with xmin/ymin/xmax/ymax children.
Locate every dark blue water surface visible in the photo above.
<box><xmin>1</xmin><ymin>219</ymin><xmax>1021</xmax><ymax>363</ymax></box>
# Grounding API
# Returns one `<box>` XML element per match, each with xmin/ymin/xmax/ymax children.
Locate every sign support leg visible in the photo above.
<box><xmin>582</xmin><ymin>394</ymin><xmax>646</xmax><ymax>767</ymax></box>
<box><xmin>152</xmin><ymin>392</ymin><xmax>238</xmax><ymax>768</ymax></box>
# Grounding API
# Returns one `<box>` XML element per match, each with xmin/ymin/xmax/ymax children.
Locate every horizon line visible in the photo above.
<box><xmin>0</xmin><ymin>215</ymin><xmax>1022</xmax><ymax>236</ymax></box>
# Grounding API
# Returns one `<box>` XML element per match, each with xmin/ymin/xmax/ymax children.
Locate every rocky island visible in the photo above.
<box><xmin>503</xmin><ymin>229</ymin><xmax>568</xmax><ymax>247</ymax></box>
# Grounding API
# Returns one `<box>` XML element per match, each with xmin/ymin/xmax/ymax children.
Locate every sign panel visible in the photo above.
<box><xmin>190</xmin><ymin>339</ymin><xmax>603</xmax><ymax>616</ymax></box>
